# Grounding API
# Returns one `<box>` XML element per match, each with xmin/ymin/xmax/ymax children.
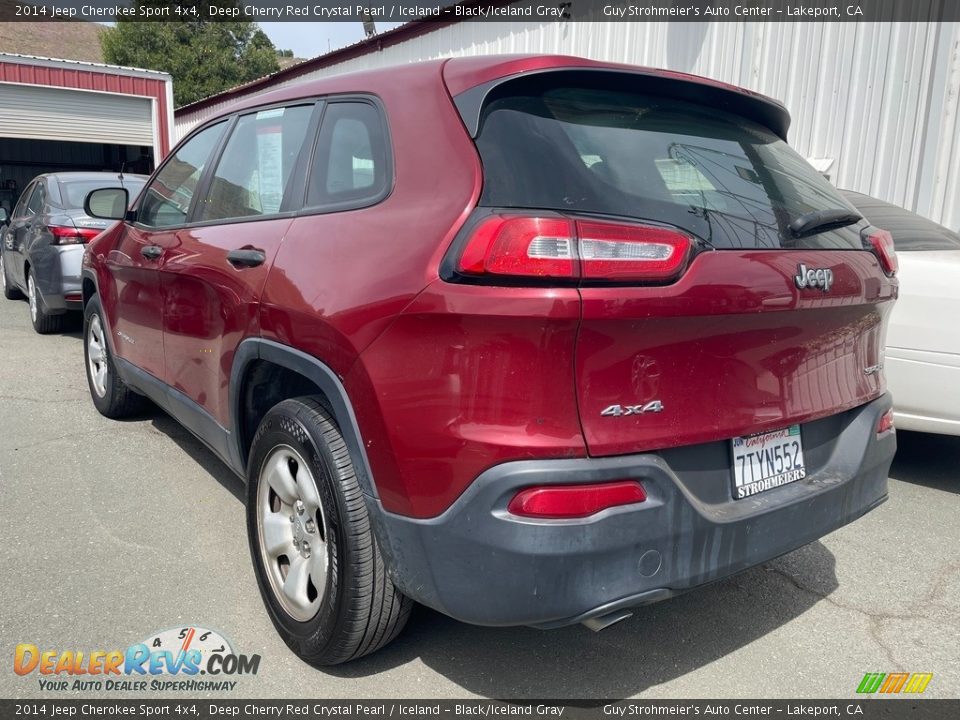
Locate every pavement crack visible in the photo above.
<box><xmin>10</xmin><ymin>429</ymin><xmax>99</xmax><ymax>451</ymax></box>
<box><xmin>0</xmin><ymin>394</ymin><xmax>87</xmax><ymax>405</ymax></box>
<box><xmin>764</xmin><ymin>560</ymin><xmax>959</xmax><ymax>669</ymax></box>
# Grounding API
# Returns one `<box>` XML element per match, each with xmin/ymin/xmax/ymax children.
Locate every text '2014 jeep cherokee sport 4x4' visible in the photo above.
<box><xmin>81</xmin><ymin>56</ymin><xmax>898</xmax><ymax>665</ymax></box>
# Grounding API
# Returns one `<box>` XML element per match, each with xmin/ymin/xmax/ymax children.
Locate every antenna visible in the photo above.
<box><xmin>361</xmin><ymin>10</ymin><xmax>376</xmax><ymax>38</ymax></box>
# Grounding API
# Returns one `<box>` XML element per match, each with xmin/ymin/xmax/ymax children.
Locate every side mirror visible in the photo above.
<box><xmin>0</xmin><ymin>208</ymin><xmax>8</xmax><ymax>226</ymax></box>
<box><xmin>84</xmin><ymin>187</ymin><xmax>130</xmax><ymax>221</ymax></box>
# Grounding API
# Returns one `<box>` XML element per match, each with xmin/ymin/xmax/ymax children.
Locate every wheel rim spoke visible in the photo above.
<box><xmin>264</xmin><ymin>452</ymin><xmax>298</xmax><ymax>505</ymax></box>
<box><xmin>261</xmin><ymin>511</ymin><xmax>293</xmax><ymax>559</ymax></box>
<box><xmin>297</xmin><ymin>465</ymin><xmax>322</xmax><ymax>512</ymax></box>
<box><xmin>282</xmin><ymin>555</ymin><xmax>312</xmax><ymax>612</ymax></box>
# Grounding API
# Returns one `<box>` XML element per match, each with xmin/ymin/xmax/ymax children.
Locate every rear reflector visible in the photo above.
<box><xmin>507</xmin><ymin>480</ymin><xmax>647</xmax><ymax>519</ymax></box>
<box><xmin>877</xmin><ymin>409</ymin><xmax>895</xmax><ymax>435</ymax></box>
<box><xmin>457</xmin><ymin>215</ymin><xmax>692</xmax><ymax>283</ymax></box>
<box><xmin>49</xmin><ymin>225</ymin><xmax>101</xmax><ymax>245</ymax></box>
<box><xmin>866</xmin><ymin>229</ymin><xmax>897</xmax><ymax>276</ymax></box>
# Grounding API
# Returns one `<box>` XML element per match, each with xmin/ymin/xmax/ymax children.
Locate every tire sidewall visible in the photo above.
<box><xmin>246</xmin><ymin>404</ymin><xmax>348</xmax><ymax>658</ymax></box>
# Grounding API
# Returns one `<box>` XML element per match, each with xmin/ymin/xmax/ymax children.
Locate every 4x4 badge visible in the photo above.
<box><xmin>795</xmin><ymin>263</ymin><xmax>834</xmax><ymax>292</ymax></box>
<box><xmin>600</xmin><ymin>401</ymin><xmax>664</xmax><ymax>417</ymax></box>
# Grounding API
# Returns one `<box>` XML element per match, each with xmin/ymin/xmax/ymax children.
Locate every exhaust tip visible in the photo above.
<box><xmin>582</xmin><ymin>609</ymin><xmax>633</xmax><ymax>632</ymax></box>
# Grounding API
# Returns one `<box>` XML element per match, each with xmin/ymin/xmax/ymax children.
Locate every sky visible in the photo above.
<box><xmin>258</xmin><ymin>22</ymin><xmax>404</xmax><ymax>59</ymax></box>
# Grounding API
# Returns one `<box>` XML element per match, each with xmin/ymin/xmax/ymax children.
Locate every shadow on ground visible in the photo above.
<box><xmin>321</xmin><ymin>541</ymin><xmax>835</xmax><ymax>699</ymax></box>
<box><xmin>149</xmin><ymin>410</ymin><xmax>246</xmax><ymax>503</ymax></box>
<box><xmin>890</xmin><ymin>430</ymin><xmax>960</xmax><ymax>495</ymax></box>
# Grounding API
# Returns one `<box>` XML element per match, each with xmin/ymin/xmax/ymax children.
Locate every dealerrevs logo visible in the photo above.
<box><xmin>13</xmin><ymin>626</ymin><xmax>260</xmax><ymax>692</ymax></box>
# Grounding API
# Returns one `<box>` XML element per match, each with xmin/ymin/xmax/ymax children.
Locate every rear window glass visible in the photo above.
<box><xmin>476</xmin><ymin>86</ymin><xmax>864</xmax><ymax>250</ymax></box>
<box><xmin>61</xmin><ymin>179</ymin><xmax>145</xmax><ymax>210</ymax></box>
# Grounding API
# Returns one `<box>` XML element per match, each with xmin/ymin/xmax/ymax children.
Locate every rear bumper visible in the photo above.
<box><xmin>371</xmin><ymin>394</ymin><xmax>895</xmax><ymax>628</ymax></box>
<box><xmin>31</xmin><ymin>245</ymin><xmax>83</xmax><ymax>313</ymax></box>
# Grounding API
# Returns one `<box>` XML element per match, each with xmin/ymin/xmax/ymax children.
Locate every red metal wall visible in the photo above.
<box><xmin>0</xmin><ymin>60</ymin><xmax>172</xmax><ymax>157</ymax></box>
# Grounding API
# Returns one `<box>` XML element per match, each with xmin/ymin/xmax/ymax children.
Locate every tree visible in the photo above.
<box><xmin>101</xmin><ymin>3</ymin><xmax>280</xmax><ymax>107</ymax></box>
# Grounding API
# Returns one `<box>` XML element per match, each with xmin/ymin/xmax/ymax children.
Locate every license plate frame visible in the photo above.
<box><xmin>731</xmin><ymin>425</ymin><xmax>806</xmax><ymax>500</ymax></box>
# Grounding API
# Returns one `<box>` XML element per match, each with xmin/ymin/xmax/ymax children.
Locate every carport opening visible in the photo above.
<box><xmin>0</xmin><ymin>138</ymin><xmax>153</xmax><ymax>214</ymax></box>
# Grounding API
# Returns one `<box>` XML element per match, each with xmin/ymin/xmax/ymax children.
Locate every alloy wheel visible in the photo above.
<box><xmin>27</xmin><ymin>274</ymin><xmax>38</xmax><ymax>323</ymax></box>
<box><xmin>256</xmin><ymin>444</ymin><xmax>330</xmax><ymax>622</ymax></box>
<box><xmin>86</xmin><ymin>314</ymin><xmax>108</xmax><ymax>398</ymax></box>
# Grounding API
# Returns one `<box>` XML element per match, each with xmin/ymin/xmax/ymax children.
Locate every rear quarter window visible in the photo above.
<box><xmin>476</xmin><ymin>86</ymin><xmax>863</xmax><ymax>251</ymax></box>
<box><xmin>305</xmin><ymin>101</ymin><xmax>391</xmax><ymax>211</ymax></box>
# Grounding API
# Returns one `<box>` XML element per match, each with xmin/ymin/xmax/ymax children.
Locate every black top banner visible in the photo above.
<box><xmin>0</xmin><ymin>0</ymin><xmax>955</xmax><ymax>23</ymax></box>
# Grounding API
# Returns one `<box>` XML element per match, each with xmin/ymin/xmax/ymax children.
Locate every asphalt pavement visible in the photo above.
<box><xmin>1</xmin><ymin>296</ymin><xmax>957</xmax><ymax>700</ymax></box>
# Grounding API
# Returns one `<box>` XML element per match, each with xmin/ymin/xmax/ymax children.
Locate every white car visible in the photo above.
<box><xmin>843</xmin><ymin>191</ymin><xmax>960</xmax><ymax>436</ymax></box>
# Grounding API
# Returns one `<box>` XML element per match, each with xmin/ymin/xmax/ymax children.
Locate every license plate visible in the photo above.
<box><xmin>731</xmin><ymin>425</ymin><xmax>806</xmax><ymax>500</ymax></box>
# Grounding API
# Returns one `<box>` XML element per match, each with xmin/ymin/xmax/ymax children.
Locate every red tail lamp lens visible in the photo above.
<box><xmin>877</xmin><ymin>409</ymin><xmax>895</xmax><ymax>435</ymax></box>
<box><xmin>457</xmin><ymin>216</ymin><xmax>576</xmax><ymax>278</ymax></box>
<box><xmin>49</xmin><ymin>225</ymin><xmax>101</xmax><ymax>245</ymax></box>
<box><xmin>507</xmin><ymin>481</ymin><xmax>647</xmax><ymax>519</ymax></box>
<box><xmin>457</xmin><ymin>215</ymin><xmax>692</xmax><ymax>282</ymax></box>
<box><xmin>867</xmin><ymin>229</ymin><xmax>898</xmax><ymax>276</ymax></box>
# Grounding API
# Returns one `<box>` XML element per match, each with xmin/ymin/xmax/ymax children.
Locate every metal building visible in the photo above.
<box><xmin>174</xmin><ymin>20</ymin><xmax>960</xmax><ymax>231</ymax></box>
<box><xmin>0</xmin><ymin>53</ymin><xmax>173</xmax><ymax>214</ymax></box>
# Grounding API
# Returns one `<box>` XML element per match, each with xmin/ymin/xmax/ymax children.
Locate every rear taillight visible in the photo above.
<box><xmin>577</xmin><ymin>220</ymin><xmax>692</xmax><ymax>281</ymax></box>
<box><xmin>457</xmin><ymin>215</ymin><xmax>692</xmax><ymax>283</ymax></box>
<box><xmin>458</xmin><ymin>216</ymin><xmax>576</xmax><ymax>278</ymax></box>
<box><xmin>507</xmin><ymin>480</ymin><xmax>647</xmax><ymax>519</ymax></box>
<box><xmin>877</xmin><ymin>409</ymin><xmax>895</xmax><ymax>435</ymax></box>
<box><xmin>49</xmin><ymin>225</ymin><xmax>101</xmax><ymax>246</ymax></box>
<box><xmin>866</xmin><ymin>228</ymin><xmax>897</xmax><ymax>276</ymax></box>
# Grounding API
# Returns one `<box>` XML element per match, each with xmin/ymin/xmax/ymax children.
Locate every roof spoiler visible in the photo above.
<box><xmin>453</xmin><ymin>68</ymin><xmax>791</xmax><ymax>141</ymax></box>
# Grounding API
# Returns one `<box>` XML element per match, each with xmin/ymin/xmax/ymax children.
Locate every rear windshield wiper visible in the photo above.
<box><xmin>789</xmin><ymin>208</ymin><xmax>862</xmax><ymax>238</ymax></box>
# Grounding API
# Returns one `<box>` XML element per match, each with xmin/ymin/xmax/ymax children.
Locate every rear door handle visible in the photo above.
<box><xmin>141</xmin><ymin>245</ymin><xmax>163</xmax><ymax>260</ymax></box>
<box><xmin>227</xmin><ymin>248</ymin><xmax>266</xmax><ymax>268</ymax></box>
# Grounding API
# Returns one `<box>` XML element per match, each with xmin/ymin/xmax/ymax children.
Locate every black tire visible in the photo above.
<box><xmin>83</xmin><ymin>295</ymin><xmax>148</xmax><ymax>418</ymax></box>
<box><xmin>1</xmin><ymin>251</ymin><xmax>22</xmax><ymax>300</ymax></box>
<box><xmin>247</xmin><ymin>397</ymin><xmax>412</xmax><ymax>665</ymax></box>
<box><xmin>27</xmin><ymin>269</ymin><xmax>64</xmax><ymax>334</ymax></box>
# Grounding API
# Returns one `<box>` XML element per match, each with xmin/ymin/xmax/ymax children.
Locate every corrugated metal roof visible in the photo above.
<box><xmin>0</xmin><ymin>51</ymin><xmax>172</xmax><ymax>80</ymax></box>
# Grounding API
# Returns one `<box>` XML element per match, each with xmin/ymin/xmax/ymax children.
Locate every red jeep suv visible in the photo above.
<box><xmin>81</xmin><ymin>56</ymin><xmax>898</xmax><ymax>665</ymax></box>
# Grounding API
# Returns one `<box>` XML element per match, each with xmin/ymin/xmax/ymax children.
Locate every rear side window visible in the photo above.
<box><xmin>139</xmin><ymin>122</ymin><xmax>226</xmax><ymax>228</ymax></box>
<box><xmin>25</xmin><ymin>182</ymin><xmax>46</xmax><ymax>216</ymax></box>
<box><xmin>476</xmin><ymin>85</ymin><xmax>863</xmax><ymax>250</ymax></box>
<box><xmin>196</xmin><ymin>105</ymin><xmax>313</xmax><ymax>223</ymax></box>
<box><xmin>306</xmin><ymin>101</ymin><xmax>389</xmax><ymax>210</ymax></box>
<box><xmin>13</xmin><ymin>183</ymin><xmax>36</xmax><ymax>219</ymax></box>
